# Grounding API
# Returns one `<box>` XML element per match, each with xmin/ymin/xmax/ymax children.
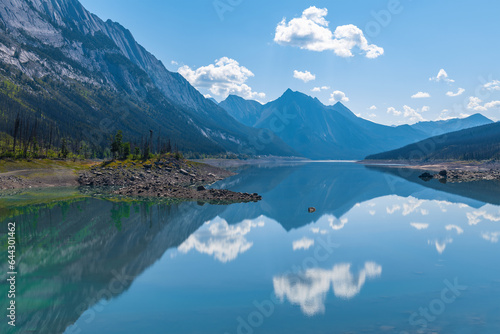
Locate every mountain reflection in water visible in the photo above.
<box><xmin>0</xmin><ymin>162</ymin><xmax>499</xmax><ymax>334</ymax></box>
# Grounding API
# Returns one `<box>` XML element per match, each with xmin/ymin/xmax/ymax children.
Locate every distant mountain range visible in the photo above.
<box><xmin>219</xmin><ymin>90</ymin><xmax>493</xmax><ymax>159</ymax></box>
<box><xmin>0</xmin><ymin>0</ymin><xmax>494</xmax><ymax>160</ymax></box>
<box><xmin>365</xmin><ymin>122</ymin><xmax>500</xmax><ymax>161</ymax></box>
<box><xmin>409</xmin><ymin>114</ymin><xmax>493</xmax><ymax>137</ymax></box>
<box><xmin>0</xmin><ymin>0</ymin><xmax>295</xmax><ymax>156</ymax></box>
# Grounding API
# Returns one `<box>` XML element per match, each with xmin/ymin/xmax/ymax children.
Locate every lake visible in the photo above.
<box><xmin>1</xmin><ymin>162</ymin><xmax>500</xmax><ymax>334</ymax></box>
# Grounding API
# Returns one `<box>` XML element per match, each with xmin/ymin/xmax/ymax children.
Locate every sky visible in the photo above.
<box><xmin>78</xmin><ymin>0</ymin><xmax>500</xmax><ymax>125</ymax></box>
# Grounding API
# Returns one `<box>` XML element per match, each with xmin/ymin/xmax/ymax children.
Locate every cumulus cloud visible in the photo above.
<box><xmin>274</xmin><ymin>6</ymin><xmax>384</xmax><ymax>58</ymax></box>
<box><xmin>329</xmin><ymin>90</ymin><xmax>349</xmax><ymax>103</ymax></box>
<box><xmin>411</xmin><ymin>92</ymin><xmax>431</xmax><ymax>99</ymax></box>
<box><xmin>484</xmin><ymin>80</ymin><xmax>500</xmax><ymax>91</ymax></box>
<box><xmin>387</xmin><ymin>106</ymin><xmax>427</xmax><ymax>123</ymax></box>
<box><xmin>369</xmin><ymin>105</ymin><xmax>377</xmax><ymax>110</ymax></box>
<box><xmin>484</xmin><ymin>100</ymin><xmax>500</xmax><ymax>109</ymax></box>
<box><xmin>171</xmin><ymin>60</ymin><xmax>179</xmax><ymax>65</ymax></box>
<box><xmin>293</xmin><ymin>70</ymin><xmax>316</xmax><ymax>82</ymax></box>
<box><xmin>292</xmin><ymin>237</ymin><xmax>315</xmax><ymax>251</ymax></box>
<box><xmin>446</xmin><ymin>88</ymin><xmax>465</xmax><ymax>97</ymax></box>
<box><xmin>387</xmin><ymin>107</ymin><xmax>401</xmax><ymax>116</ymax></box>
<box><xmin>402</xmin><ymin>105</ymin><xmax>427</xmax><ymax>123</ymax></box>
<box><xmin>467</xmin><ymin>96</ymin><xmax>500</xmax><ymax>112</ymax></box>
<box><xmin>311</xmin><ymin>86</ymin><xmax>330</xmax><ymax>92</ymax></box>
<box><xmin>429</xmin><ymin>69</ymin><xmax>454</xmax><ymax>83</ymax></box>
<box><xmin>178</xmin><ymin>57</ymin><xmax>265</xmax><ymax>100</ymax></box>
<box><xmin>273</xmin><ymin>262</ymin><xmax>382</xmax><ymax>315</ymax></box>
<box><xmin>178</xmin><ymin>217</ymin><xmax>264</xmax><ymax>262</ymax></box>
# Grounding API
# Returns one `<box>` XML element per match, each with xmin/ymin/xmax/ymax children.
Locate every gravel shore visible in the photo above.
<box><xmin>78</xmin><ymin>158</ymin><xmax>262</xmax><ymax>203</ymax></box>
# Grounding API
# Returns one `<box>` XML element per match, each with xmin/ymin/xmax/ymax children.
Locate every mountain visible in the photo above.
<box><xmin>0</xmin><ymin>0</ymin><xmax>296</xmax><ymax>157</ymax></box>
<box><xmin>250</xmin><ymin>89</ymin><xmax>425</xmax><ymax>159</ymax></box>
<box><xmin>409</xmin><ymin>113</ymin><xmax>493</xmax><ymax>137</ymax></box>
<box><xmin>219</xmin><ymin>95</ymin><xmax>263</xmax><ymax>127</ymax></box>
<box><xmin>365</xmin><ymin>122</ymin><xmax>500</xmax><ymax>161</ymax></box>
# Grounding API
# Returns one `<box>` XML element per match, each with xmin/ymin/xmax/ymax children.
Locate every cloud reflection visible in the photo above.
<box><xmin>481</xmin><ymin>231</ymin><xmax>500</xmax><ymax>243</ymax></box>
<box><xmin>428</xmin><ymin>238</ymin><xmax>453</xmax><ymax>254</ymax></box>
<box><xmin>445</xmin><ymin>225</ymin><xmax>464</xmax><ymax>235</ymax></box>
<box><xmin>273</xmin><ymin>262</ymin><xmax>382</xmax><ymax>316</ymax></box>
<box><xmin>178</xmin><ymin>217</ymin><xmax>264</xmax><ymax>262</ymax></box>
<box><xmin>410</xmin><ymin>222</ymin><xmax>429</xmax><ymax>230</ymax></box>
<box><xmin>293</xmin><ymin>237</ymin><xmax>315</xmax><ymax>251</ymax></box>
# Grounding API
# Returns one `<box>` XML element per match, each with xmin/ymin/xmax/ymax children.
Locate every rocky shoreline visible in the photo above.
<box><xmin>418</xmin><ymin>169</ymin><xmax>500</xmax><ymax>183</ymax></box>
<box><xmin>361</xmin><ymin>160</ymin><xmax>500</xmax><ymax>183</ymax></box>
<box><xmin>78</xmin><ymin>157</ymin><xmax>262</xmax><ymax>203</ymax></box>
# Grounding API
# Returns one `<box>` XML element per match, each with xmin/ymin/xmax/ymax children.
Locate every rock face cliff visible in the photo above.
<box><xmin>0</xmin><ymin>0</ymin><xmax>296</xmax><ymax>156</ymax></box>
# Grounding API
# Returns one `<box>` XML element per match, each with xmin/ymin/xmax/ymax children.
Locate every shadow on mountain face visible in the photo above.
<box><xmin>211</xmin><ymin>162</ymin><xmax>492</xmax><ymax>230</ymax></box>
<box><xmin>0</xmin><ymin>198</ymin><xmax>227</xmax><ymax>334</ymax></box>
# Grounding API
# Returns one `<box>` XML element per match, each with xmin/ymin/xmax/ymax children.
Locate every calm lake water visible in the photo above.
<box><xmin>1</xmin><ymin>162</ymin><xmax>500</xmax><ymax>334</ymax></box>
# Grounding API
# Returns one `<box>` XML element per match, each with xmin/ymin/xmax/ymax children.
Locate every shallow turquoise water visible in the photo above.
<box><xmin>1</xmin><ymin>162</ymin><xmax>499</xmax><ymax>333</ymax></box>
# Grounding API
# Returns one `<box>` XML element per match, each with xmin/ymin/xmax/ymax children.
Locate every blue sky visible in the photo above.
<box><xmin>79</xmin><ymin>0</ymin><xmax>500</xmax><ymax>125</ymax></box>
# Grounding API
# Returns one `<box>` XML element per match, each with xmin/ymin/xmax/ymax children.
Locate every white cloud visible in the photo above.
<box><xmin>429</xmin><ymin>69</ymin><xmax>455</xmax><ymax>83</ymax></box>
<box><xmin>467</xmin><ymin>96</ymin><xmax>486</xmax><ymax>111</ymax></box>
<box><xmin>445</xmin><ymin>225</ymin><xmax>464</xmax><ymax>235</ymax></box>
<box><xmin>410</xmin><ymin>222</ymin><xmax>429</xmax><ymax>230</ymax></box>
<box><xmin>311</xmin><ymin>86</ymin><xmax>330</xmax><ymax>92</ymax></box>
<box><xmin>329</xmin><ymin>90</ymin><xmax>349</xmax><ymax>103</ymax></box>
<box><xmin>403</xmin><ymin>105</ymin><xmax>427</xmax><ymax>123</ymax></box>
<box><xmin>171</xmin><ymin>60</ymin><xmax>179</xmax><ymax>65</ymax></box>
<box><xmin>436</xmin><ymin>109</ymin><xmax>470</xmax><ymax>121</ymax></box>
<box><xmin>369</xmin><ymin>105</ymin><xmax>377</xmax><ymax>110</ymax></box>
<box><xmin>481</xmin><ymin>231</ymin><xmax>500</xmax><ymax>243</ymax></box>
<box><xmin>273</xmin><ymin>262</ymin><xmax>382</xmax><ymax>316</ymax></box>
<box><xmin>293</xmin><ymin>70</ymin><xmax>316</xmax><ymax>82</ymax></box>
<box><xmin>387</xmin><ymin>107</ymin><xmax>401</xmax><ymax>116</ymax></box>
<box><xmin>446</xmin><ymin>88</ymin><xmax>465</xmax><ymax>97</ymax></box>
<box><xmin>484</xmin><ymin>100</ymin><xmax>500</xmax><ymax>109</ymax></box>
<box><xmin>484</xmin><ymin>80</ymin><xmax>500</xmax><ymax>91</ymax></box>
<box><xmin>467</xmin><ymin>96</ymin><xmax>500</xmax><ymax>111</ymax></box>
<box><xmin>411</xmin><ymin>92</ymin><xmax>431</xmax><ymax>99</ymax></box>
<box><xmin>178</xmin><ymin>217</ymin><xmax>264</xmax><ymax>262</ymax></box>
<box><xmin>274</xmin><ymin>6</ymin><xmax>384</xmax><ymax>58</ymax></box>
<box><xmin>178</xmin><ymin>57</ymin><xmax>265</xmax><ymax>100</ymax></box>
<box><xmin>387</xmin><ymin>106</ymin><xmax>427</xmax><ymax>123</ymax></box>
<box><xmin>204</xmin><ymin>94</ymin><xmax>212</xmax><ymax>99</ymax></box>
<box><xmin>293</xmin><ymin>237</ymin><xmax>315</xmax><ymax>251</ymax></box>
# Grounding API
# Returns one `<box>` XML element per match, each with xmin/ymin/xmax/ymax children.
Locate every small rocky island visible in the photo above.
<box><xmin>78</xmin><ymin>157</ymin><xmax>262</xmax><ymax>203</ymax></box>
